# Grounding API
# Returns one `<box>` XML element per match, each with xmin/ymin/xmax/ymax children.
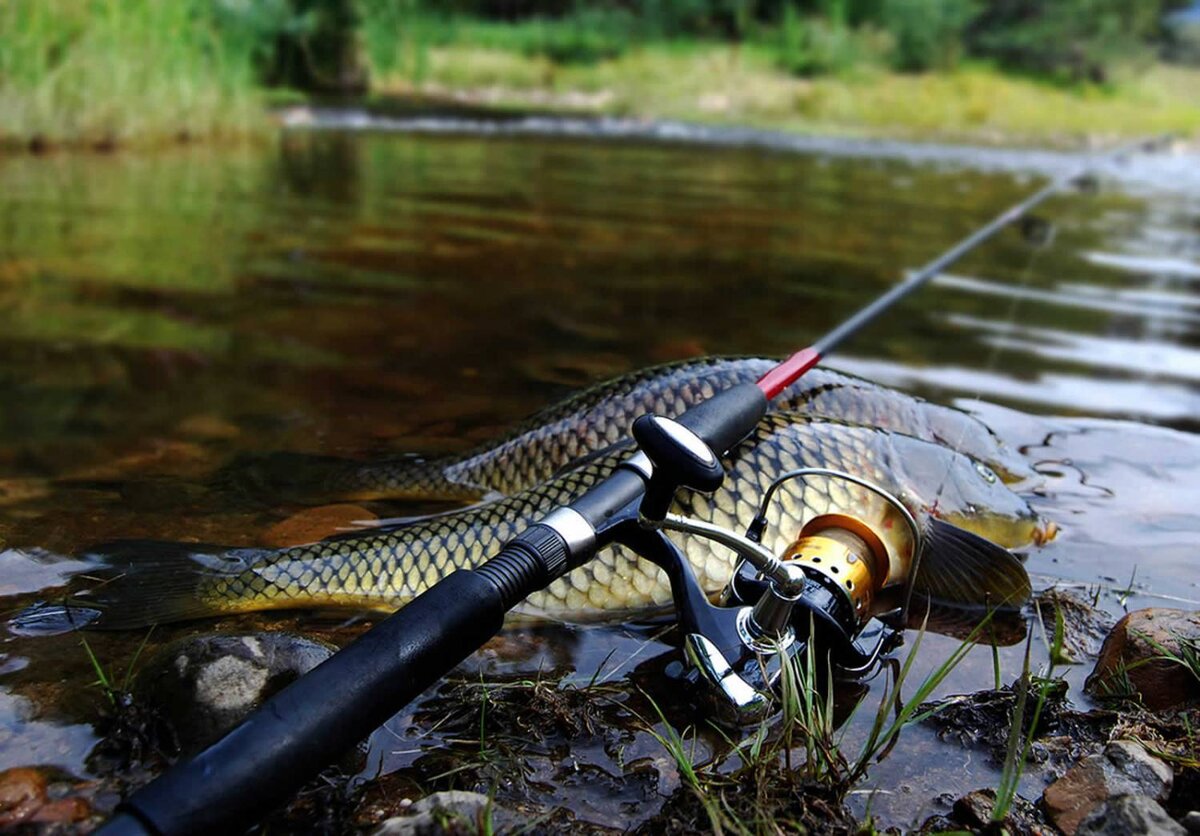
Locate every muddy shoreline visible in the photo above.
<box><xmin>3</xmin><ymin>587</ymin><xmax>1198</xmax><ymax>833</ymax></box>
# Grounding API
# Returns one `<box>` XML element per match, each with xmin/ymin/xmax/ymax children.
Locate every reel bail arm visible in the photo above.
<box><xmin>627</xmin><ymin>415</ymin><xmax>911</xmax><ymax>722</ymax></box>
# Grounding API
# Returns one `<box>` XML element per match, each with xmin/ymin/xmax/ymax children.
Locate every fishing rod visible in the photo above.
<box><xmin>757</xmin><ymin>134</ymin><xmax>1170</xmax><ymax>398</ymax></box>
<box><xmin>97</xmin><ymin>135</ymin><xmax>1166</xmax><ymax>836</ymax></box>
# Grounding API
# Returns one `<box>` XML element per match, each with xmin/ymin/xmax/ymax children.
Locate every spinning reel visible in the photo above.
<box><xmin>623</xmin><ymin>414</ymin><xmax>919</xmax><ymax>724</ymax></box>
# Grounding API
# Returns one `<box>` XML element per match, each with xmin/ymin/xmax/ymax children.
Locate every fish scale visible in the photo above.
<box><xmin>166</xmin><ymin>413</ymin><xmax>1040</xmax><ymax>626</ymax></box>
<box><xmin>312</xmin><ymin>357</ymin><xmax>1034</xmax><ymax>504</ymax></box>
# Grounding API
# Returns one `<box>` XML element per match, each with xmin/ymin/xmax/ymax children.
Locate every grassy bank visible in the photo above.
<box><xmin>0</xmin><ymin>0</ymin><xmax>267</xmax><ymax>151</ymax></box>
<box><xmin>2</xmin><ymin>1</ymin><xmax>1198</xmax><ymax>151</ymax></box>
<box><xmin>371</xmin><ymin>41</ymin><xmax>1200</xmax><ymax>146</ymax></box>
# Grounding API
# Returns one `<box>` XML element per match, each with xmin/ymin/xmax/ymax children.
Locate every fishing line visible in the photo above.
<box><xmin>758</xmin><ymin>141</ymin><xmax>1167</xmax><ymax>624</ymax></box>
<box><xmin>904</xmin><ymin>186</ymin><xmax>1061</xmax><ymax>630</ymax></box>
<box><xmin>925</xmin><ymin>188</ymin><xmax>1058</xmax><ymax>487</ymax></box>
<box><xmin>890</xmin><ymin>143</ymin><xmax>1159</xmax><ymax>628</ymax></box>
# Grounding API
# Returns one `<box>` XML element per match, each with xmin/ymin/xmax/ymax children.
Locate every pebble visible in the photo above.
<box><xmin>372</xmin><ymin>791</ymin><xmax>522</xmax><ymax>835</ymax></box>
<box><xmin>0</xmin><ymin>766</ymin><xmax>92</xmax><ymax>828</ymax></box>
<box><xmin>944</xmin><ymin>788</ymin><xmax>1052</xmax><ymax>834</ymax></box>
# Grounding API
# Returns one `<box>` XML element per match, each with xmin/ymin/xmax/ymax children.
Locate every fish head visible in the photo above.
<box><xmin>915</xmin><ymin>404</ymin><xmax>1039</xmax><ymax>486</ymax></box>
<box><xmin>887</xmin><ymin>434</ymin><xmax>1049</xmax><ymax>549</ymax></box>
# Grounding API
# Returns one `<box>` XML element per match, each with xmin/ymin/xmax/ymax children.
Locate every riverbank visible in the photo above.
<box><xmin>373</xmin><ymin>45</ymin><xmax>1200</xmax><ymax>148</ymax></box>
<box><xmin>0</xmin><ymin>0</ymin><xmax>270</xmax><ymax>153</ymax></box>
<box><xmin>3</xmin><ymin>39</ymin><xmax>1199</xmax><ymax>153</ymax></box>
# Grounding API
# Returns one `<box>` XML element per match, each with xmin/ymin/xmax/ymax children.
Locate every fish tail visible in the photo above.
<box><xmin>911</xmin><ymin>518</ymin><xmax>1032</xmax><ymax>610</ymax></box>
<box><xmin>10</xmin><ymin>540</ymin><xmax>273</xmax><ymax>634</ymax></box>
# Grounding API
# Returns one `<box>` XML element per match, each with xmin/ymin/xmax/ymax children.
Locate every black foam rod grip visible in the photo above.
<box><xmin>104</xmin><ymin>530</ymin><xmax>564</xmax><ymax>836</ymax></box>
<box><xmin>676</xmin><ymin>382</ymin><xmax>768</xmax><ymax>455</ymax></box>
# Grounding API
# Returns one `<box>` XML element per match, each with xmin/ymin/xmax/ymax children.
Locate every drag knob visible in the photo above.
<box><xmin>632</xmin><ymin>414</ymin><xmax>725</xmax><ymax>521</ymax></box>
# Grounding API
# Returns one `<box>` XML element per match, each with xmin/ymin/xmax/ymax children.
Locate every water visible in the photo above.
<box><xmin>1</xmin><ymin>120</ymin><xmax>1198</xmax><ymax>829</ymax></box>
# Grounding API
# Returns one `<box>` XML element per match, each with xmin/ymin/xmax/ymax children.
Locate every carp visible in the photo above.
<box><xmin>224</xmin><ymin>357</ymin><xmax>1035</xmax><ymax>505</ymax></box>
<box><xmin>20</xmin><ymin>413</ymin><xmax>1046</xmax><ymax>631</ymax></box>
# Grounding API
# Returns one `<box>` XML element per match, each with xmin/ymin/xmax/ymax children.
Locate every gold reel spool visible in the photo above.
<box><xmin>780</xmin><ymin>514</ymin><xmax>890</xmax><ymax>625</ymax></box>
<box><xmin>753</xmin><ymin>467</ymin><xmax>925</xmax><ymax>627</ymax></box>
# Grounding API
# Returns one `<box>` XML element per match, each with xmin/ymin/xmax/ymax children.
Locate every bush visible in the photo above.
<box><xmin>1164</xmin><ymin>17</ymin><xmax>1200</xmax><ymax>66</ymax></box>
<box><xmin>639</xmin><ymin>0</ymin><xmax>736</xmax><ymax>39</ymax></box>
<box><xmin>522</xmin><ymin>7</ymin><xmax>635</xmax><ymax>64</ymax></box>
<box><xmin>881</xmin><ymin>0</ymin><xmax>978</xmax><ymax>72</ymax></box>
<box><xmin>775</xmin><ymin>3</ymin><xmax>865</xmax><ymax>76</ymax></box>
<box><xmin>967</xmin><ymin>0</ymin><xmax>1172</xmax><ymax>83</ymax></box>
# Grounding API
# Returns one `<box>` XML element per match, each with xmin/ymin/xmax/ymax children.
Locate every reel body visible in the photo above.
<box><xmin>627</xmin><ymin>415</ymin><xmax>919</xmax><ymax>724</ymax></box>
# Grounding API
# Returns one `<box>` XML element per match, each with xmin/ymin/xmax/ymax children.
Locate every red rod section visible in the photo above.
<box><xmin>756</xmin><ymin>346</ymin><xmax>821</xmax><ymax>399</ymax></box>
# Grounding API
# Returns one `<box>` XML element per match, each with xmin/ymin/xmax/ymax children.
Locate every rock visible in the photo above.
<box><xmin>136</xmin><ymin>632</ymin><xmax>335</xmax><ymax>754</ymax></box>
<box><xmin>1076</xmin><ymin>794</ymin><xmax>1185</xmax><ymax>836</ymax></box>
<box><xmin>176</xmin><ymin>413</ymin><xmax>241</xmax><ymax>440</ymax></box>
<box><xmin>0</xmin><ymin>766</ymin><xmax>92</xmax><ymax>828</ymax></box>
<box><xmin>263</xmin><ymin>504</ymin><xmax>378</xmax><ymax>547</ymax></box>
<box><xmin>1182</xmin><ymin>810</ymin><xmax>1200</xmax><ymax>834</ymax></box>
<box><xmin>949</xmin><ymin>788</ymin><xmax>1053</xmax><ymax>834</ymax></box>
<box><xmin>372</xmin><ymin>791</ymin><xmax>523</xmax><ymax>835</ymax></box>
<box><xmin>1042</xmin><ymin>740</ymin><xmax>1173</xmax><ymax>835</ymax></box>
<box><xmin>1086</xmin><ymin>608</ymin><xmax>1200</xmax><ymax>710</ymax></box>
<box><xmin>1034</xmin><ymin>588</ymin><xmax>1114</xmax><ymax>661</ymax></box>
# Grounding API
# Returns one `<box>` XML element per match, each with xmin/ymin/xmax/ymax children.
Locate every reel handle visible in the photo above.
<box><xmin>632</xmin><ymin>414</ymin><xmax>725</xmax><ymax>521</ymax></box>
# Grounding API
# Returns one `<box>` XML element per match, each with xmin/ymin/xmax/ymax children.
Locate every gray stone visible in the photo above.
<box><xmin>372</xmin><ymin>791</ymin><xmax>521</xmax><ymax>836</ymax></box>
<box><xmin>136</xmin><ymin>632</ymin><xmax>335</xmax><ymax>754</ymax></box>
<box><xmin>1076</xmin><ymin>794</ymin><xmax>1185</xmax><ymax>836</ymax></box>
<box><xmin>1042</xmin><ymin>740</ymin><xmax>1174</xmax><ymax>835</ymax></box>
<box><xmin>1105</xmin><ymin>740</ymin><xmax>1174</xmax><ymax>792</ymax></box>
<box><xmin>1182</xmin><ymin>811</ymin><xmax>1200</xmax><ymax>834</ymax></box>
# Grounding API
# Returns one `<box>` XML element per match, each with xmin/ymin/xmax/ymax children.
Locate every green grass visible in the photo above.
<box><xmin>991</xmin><ymin>599</ymin><xmax>1066</xmax><ymax>823</ymax></box>
<box><xmin>79</xmin><ymin>628</ymin><xmax>154</xmax><ymax>706</ymax></box>
<box><xmin>369</xmin><ymin>31</ymin><xmax>1200</xmax><ymax>145</ymax></box>
<box><xmin>636</xmin><ymin>610</ymin><xmax>1006</xmax><ymax>832</ymax></box>
<box><xmin>6</xmin><ymin>2</ymin><xmax>1198</xmax><ymax>149</ymax></box>
<box><xmin>0</xmin><ymin>0</ymin><xmax>267</xmax><ymax>150</ymax></box>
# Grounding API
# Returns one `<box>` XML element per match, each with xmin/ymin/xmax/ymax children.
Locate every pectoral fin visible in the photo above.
<box><xmin>911</xmin><ymin>518</ymin><xmax>1032</xmax><ymax>610</ymax></box>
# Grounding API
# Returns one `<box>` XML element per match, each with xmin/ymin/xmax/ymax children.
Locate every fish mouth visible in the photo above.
<box><xmin>1032</xmin><ymin>517</ymin><xmax>1059</xmax><ymax>546</ymax></box>
<box><xmin>934</xmin><ymin>508</ymin><xmax>1050</xmax><ymax>551</ymax></box>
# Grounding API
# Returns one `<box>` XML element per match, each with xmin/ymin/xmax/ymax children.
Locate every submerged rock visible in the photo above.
<box><xmin>0</xmin><ymin>766</ymin><xmax>93</xmax><ymax>829</ymax></box>
<box><xmin>1076</xmin><ymin>794</ymin><xmax>1185</xmax><ymax>836</ymax></box>
<box><xmin>135</xmin><ymin>632</ymin><xmax>335</xmax><ymax>754</ymax></box>
<box><xmin>1041</xmin><ymin>740</ymin><xmax>1173</xmax><ymax>835</ymax></box>
<box><xmin>1086</xmin><ymin>608</ymin><xmax>1200</xmax><ymax>709</ymax></box>
<box><xmin>262</xmin><ymin>503</ymin><xmax>378</xmax><ymax>547</ymax></box>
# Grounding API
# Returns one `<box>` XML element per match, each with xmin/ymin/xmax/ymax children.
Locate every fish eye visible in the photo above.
<box><xmin>974</xmin><ymin>462</ymin><xmax>998</xmax><ymax>483</ymax></box>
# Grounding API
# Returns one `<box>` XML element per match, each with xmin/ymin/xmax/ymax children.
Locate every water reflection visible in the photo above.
<box><xmin>0</xmin><ymin>126</ymin><xmax>1197</xmax><ymax>828</ymax></box>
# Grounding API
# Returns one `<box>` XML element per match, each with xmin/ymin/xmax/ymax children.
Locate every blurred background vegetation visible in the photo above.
<box><xmin>2</xmin><ymin>0</ymin><xmax>1199</xmax><ymax>149</ymax></box>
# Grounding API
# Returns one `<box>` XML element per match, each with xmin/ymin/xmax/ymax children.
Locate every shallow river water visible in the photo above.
<box><xmin>0</xmin><ymin>118</ymin><xmax>1198</xmax><ymax>830</ymax></box>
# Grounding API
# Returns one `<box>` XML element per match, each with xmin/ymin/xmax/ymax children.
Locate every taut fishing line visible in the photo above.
<box><xmin>912</xmin><ymin>187</ymin><xmax>1054</xmax><ymax>622</ymax></box>
<box><xmin>904</xmin><ymin>144</ymin><xmax>1145</xmax><ymax>629</ymax></box>
<box><xmin>925</xmin><ymin>177</ymin><xmax>1058</xmax><ymax>486</ymax></box>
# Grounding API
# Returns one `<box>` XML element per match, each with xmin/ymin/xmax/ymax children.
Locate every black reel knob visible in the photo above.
<box><xmin>632</xmin><ymin>414</ymin><xmax>725</xmax><ymax>521</ymax></box>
